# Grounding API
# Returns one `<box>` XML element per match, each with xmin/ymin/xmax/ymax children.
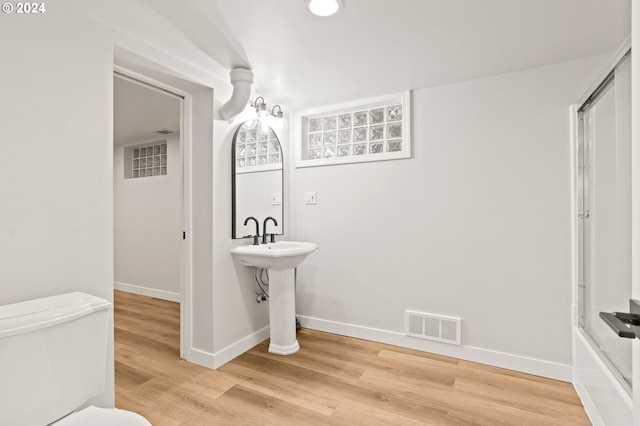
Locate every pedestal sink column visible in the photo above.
<box><xmin>268</xmin><ymin>268</ymin><xmax>299</xmax><ymax>355</ymax></box>
<box><xmin>231</xmin><ymin>241</ymin><xmax>317</xmax><ymax>355</ymax></box>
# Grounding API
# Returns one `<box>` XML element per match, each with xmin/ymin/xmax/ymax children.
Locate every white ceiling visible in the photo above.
<box><xmin>217</xmin><ymin>0</ymin><xmax>630</xmax><ymax>111</ymax></box>
<box><xmin>113</xmin><ymin>76</ymin><xmax>181</xmax><ymax>146</ymax></box>
<box><xmin>79</xmin><ymin>0</ymin><xmax>630</xmax><ymax>123</ymax></box>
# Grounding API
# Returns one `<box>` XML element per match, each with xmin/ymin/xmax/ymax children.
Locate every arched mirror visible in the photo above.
<box><xmin>232</xmin><ymin>121</ymin><xmax>283</xmax><ymax>239</ymax></box>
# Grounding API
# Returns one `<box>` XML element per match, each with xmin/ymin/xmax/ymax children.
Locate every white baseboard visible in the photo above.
<box><xmin>185</xmin><ymin>347</ymin><xmax>217</xmax><ymax>370</ymax></box>
<box><xmin>212</xmin><ymin>326</ymin><xmax>270</xmax><ymax>369</ymax></box>
<box><xmin>114</xmin><ymin>281</ymin><xmax>181</xmax><ymax>303</ymax></box>
<box><xmin>115</xmin><ymin>281</ymin><xmax>269</xmax><ymax>370</ymax></box>
<box><xmin>299</xmin><ymin>315</ymin><xmax>572</xmax><ymax>382</ymax></box>
<box><xmin>182</xmin><ymin>326</ymin><xmax>271</xmax><ymax>370</ymax></box>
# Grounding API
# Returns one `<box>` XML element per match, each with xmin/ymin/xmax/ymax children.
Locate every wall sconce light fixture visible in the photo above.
<box><xmin>250</xmin><ymin>97</ymin><xmax>287</xmax><ymax>132</ymax></box>
<box><xmin>270</xmin><ymin>105</ymin><xmax>287</xmax><ymax>131</ymax></box>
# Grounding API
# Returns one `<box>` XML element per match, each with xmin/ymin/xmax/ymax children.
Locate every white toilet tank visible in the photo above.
<box><xmin>0</xmin><ymin>292</ymin><xmax>112</xmax><ymax>426</ymax></box>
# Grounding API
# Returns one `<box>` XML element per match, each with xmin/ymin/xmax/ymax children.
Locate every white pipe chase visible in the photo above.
<box><xmin>220</xmin><ymin>68</ymin><xmax>254</xmax><ymax>121</ymax></box>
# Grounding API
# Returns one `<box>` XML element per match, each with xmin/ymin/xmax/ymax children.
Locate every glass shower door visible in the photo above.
<box><xmin>578</xmin><ymin>53</ymin><xmax>632</xmax><ymax>388</ymax></box>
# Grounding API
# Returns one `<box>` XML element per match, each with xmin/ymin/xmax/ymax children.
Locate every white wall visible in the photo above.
<box><xmin>114</xmin><ymin>135</ymin><xmax>181</xmax><ymax>301</ymax></box>
<box><xmin>211</xmin><ymin>118</ymin><xmax>272</xmax><ymax>366</ymax></box>
<box><xmin>0</xmin><ymin>4</ymin><xmax>115</xmax><ymax>407</ymax></box>
<box><xmin>0</xmin><ymin>2</ymin><xmax>244</xmax><ymax>411</ymax></box>
<box><xmin>292</xmin><ymin>54</ymin><xmax>610</xmax><ymax>380</ymax></box>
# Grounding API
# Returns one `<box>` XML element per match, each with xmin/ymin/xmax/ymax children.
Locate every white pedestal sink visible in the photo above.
<box><xmin>231</xmin><ymin>241</ymin><xmax>318</xmax><ymax>355</ymax></box>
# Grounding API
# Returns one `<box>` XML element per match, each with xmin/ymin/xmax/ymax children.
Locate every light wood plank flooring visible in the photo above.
<box><xmin>114</xmin><ymin>290</ymin><xmax>591</xmax><ymax>425</ymax></box>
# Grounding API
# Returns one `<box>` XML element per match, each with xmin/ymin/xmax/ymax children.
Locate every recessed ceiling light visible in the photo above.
<box><xmin>306</xmin><ymin>0</ymin><xmax>343</xmax><ymax>17</ymax></box>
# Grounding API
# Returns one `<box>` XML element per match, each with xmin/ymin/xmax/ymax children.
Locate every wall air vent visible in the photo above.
<box><xmin>405</xmin><ymin>310</ymin><xmax>461</xmax><ymax>345</ymax></box>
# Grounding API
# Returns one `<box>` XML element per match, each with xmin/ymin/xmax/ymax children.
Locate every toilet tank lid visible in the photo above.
<box><xmin>0</xmin><ymin>292</ymin><xmax>111</xmax><ymax>339</ymax></box>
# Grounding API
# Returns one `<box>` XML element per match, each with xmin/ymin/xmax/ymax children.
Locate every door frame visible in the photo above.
<box><xmin>113</xmin><ymin>64</ymin><xmax>193</xmax><ymax>360</ymax></box>
<box><xmin>571</xmin><ymin>38</ymin><xmax>633</xmax><ymax>425</ymax></box>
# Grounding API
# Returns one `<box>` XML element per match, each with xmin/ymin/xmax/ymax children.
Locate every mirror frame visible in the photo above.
<box><xmin>231</xmin><ymin>122</ymin><xmax>284</xmax><ymax>239</ymax></box>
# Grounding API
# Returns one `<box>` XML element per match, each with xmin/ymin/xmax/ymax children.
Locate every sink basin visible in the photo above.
<box><xmin>231</xmin><ymin>241</ymin><xmax>318</xmax><ymax>271</ymax></box>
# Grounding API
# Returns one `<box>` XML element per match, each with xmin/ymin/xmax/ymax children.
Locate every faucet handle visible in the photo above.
<box><xmin>269</xmin><ymin>234</ymin><xmax>276</xmax><ymax>243</ymax></box>
<box><xmin>252</xmin><ymin>235</ymin><xmax>259</xmax><ymax>245</ymax></box>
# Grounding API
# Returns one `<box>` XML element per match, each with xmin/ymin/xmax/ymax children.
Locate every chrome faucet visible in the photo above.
<box><xmin>244</xmin><ymin>216</ymin><xmax>260</xmax><ymax>245</ymax></box>
<box><xmin>262</xmin><ymin>217</ymin><xmax>278</xmax><ymax>244</ymax></box>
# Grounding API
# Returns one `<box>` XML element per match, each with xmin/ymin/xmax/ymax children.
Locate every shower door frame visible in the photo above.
<box><xmin>571</xmin><ymin>40</ymin><xmax>637</xmax><ymax>426</ymax></box>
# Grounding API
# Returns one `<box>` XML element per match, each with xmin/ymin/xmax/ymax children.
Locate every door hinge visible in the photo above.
<box><xmin>578</xmin><ymin>210</ymin><xmax>590</xmax><ymax>219</ymax></box>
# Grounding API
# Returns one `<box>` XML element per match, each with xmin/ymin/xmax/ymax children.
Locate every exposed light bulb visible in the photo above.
<box><xmin>272</xmin><ymin>118</ymin><xmax>284</xmax><ymax>132</ymax></box>
<box><xmin>244</xmin><ymin>103</ymin><xmax>259</xmax><ymax>128</ymax></box>
<box><xmin>253</xmin><ymin>97</ymin><xmax>269</xmax><ymax>132</ymax></box>
<box><xmin>257</xmin><ymin>105</ymin><xmax>269</xmax><ymax>122</ymax></box>
<box><xmin>260</xmin><ymin>118</ymin><xmax>270</xmax><ymax>133</ymax></box>
<box><xmin>272</xmin><ymin>111</ymin><xmax>287</xmax><ymax>132</ymax></box>
<box><xmin>307</xmin><ymin>0</ymin><xmax>343</xmax><ymax>17</ymax></box>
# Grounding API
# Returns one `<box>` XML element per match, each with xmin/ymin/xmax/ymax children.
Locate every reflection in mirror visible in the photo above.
<box><xmin>232</xmin><ymin>121</ymin><xmax>284</xmax><ymax>239</ymax></box>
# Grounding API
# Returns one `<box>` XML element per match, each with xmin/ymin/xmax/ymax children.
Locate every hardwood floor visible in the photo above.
<box><xmin>114</xmin><ymin>290</ymin><xmax>591</xmax><ymax>425</ymax></box>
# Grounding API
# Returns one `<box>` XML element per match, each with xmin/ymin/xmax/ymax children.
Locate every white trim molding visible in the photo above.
<box><xmin>299</xmin><ymin>315</ymin><xmax>572</xmax><ymax>382</ymax></box>
<box><xmin>114</xmin><ymin>282</ymin><xmax>181</xmax><ymax>303</ymax></box>
<box><xmin>183</xmin><ymin>326</ymin><xmax>271</xmax><ymax>370</ymax></box>
<box><xmin>212</xmin><ymin>326</ymin><xmax>271</xmax><ymax>369</ymax></box>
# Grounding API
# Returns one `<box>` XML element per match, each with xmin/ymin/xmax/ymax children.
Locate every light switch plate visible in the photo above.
<box><xmin>305</xmin><ymin>191</ymin><xmax>317</xmax><ymax>205</ymax></box>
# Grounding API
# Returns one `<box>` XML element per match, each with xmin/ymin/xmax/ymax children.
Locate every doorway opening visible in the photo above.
<box><xmin>113</xmin><ymin>70</ymin><xmax>187</xmax><ymax>358</ymax></box>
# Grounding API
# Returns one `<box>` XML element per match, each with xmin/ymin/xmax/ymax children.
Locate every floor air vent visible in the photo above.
<box><xmin>405</xmin><ymin>310</ymin><xmax>461</xmax><ymax>345</ymax></box>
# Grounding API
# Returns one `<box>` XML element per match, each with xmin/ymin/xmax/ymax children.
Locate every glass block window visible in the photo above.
<box><xmin>297</xmin><ymin>91</ymin><xmax>410</xmax><ymax>167</ymax></box>
<box><xmin>235</xmin><ymin>126</ymin><xmax>282</xmax><ymax>173</ymax></box>
<box><xmin>131</xmin><ymin>142</ymin><xmax>167</xmax><ymax>178</ymax></box>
